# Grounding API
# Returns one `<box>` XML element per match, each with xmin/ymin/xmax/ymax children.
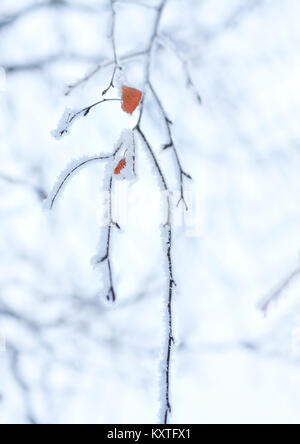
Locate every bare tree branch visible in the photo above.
<box><xmin>135</xmin><ymin>124</ymin><xmax>175</xmax><ymax>424</ymax></box>
<box><xmin>123</xmin><ymin>0</ymin><xmax>176</xmax><ymax>424</ymax></box>
<box><xmin>149</xmin><ymin>82</ymin><xmax>192</xmax><ymax>210</ymax></box>
<box><xmin>48</xmin><ymin>0</ymin><xmax>183</xmax><ymax>424</ymax></box>
<box><xmin>157</xmin><ymin>34</ymin><xmax>202</xmax><ymax>105</ymax></box>
<box><xmin>144</xmin><ymin>0</ymin><xmax>168</xmax><ymax>84</ymax></box>
<box><xmin>102</xmin><ymin>0</ymin><xmax>122</xmax><ymax>96</ymax></box>
<box><xmin>258</xmin><ymin>266</ymin><xmax>300</xmax><ymax>315</ymax></box>
<box><xmin>49</xmin><ymin>142</ymin><xmax>123</xmax><ymax>302</ymax></box>
<box><xmin>100</xmin><ymin>210</ymin><xmax>119</xmax><ymax>302</ymax></box>
<box><xmin>3</xmin><ymin>53</ymin><xmax>104</xmax><ymax>74</ymax></box>
<box><xmin>47</xmin><ymin>156</ymin><xmax>112</xmax><ymax>210</ymax></box>
<box><xmin>65</xmin><ymin>50</ymin><xmax>147</xmax><ymax>96</ymax></box>
<box><xmin>6</xmin><ymin>342</ymin><xmax>38</xmax><ymax>424</ymax></box>
<box><xmin>52</xmin><ymin>98</ymin><xmax>121</xmax><ymax>139</ymax></box>
<box><xmin>65</xmin><ymin>0</ymin><xmax>168</xmax><ymax>97</ymax></box>
<box><xmin>0</xmin><ymin>172</ymin><xmax>47</xmax><ymax>200</ymax></box>
<box><xmin>92</xmin><ymin>159</ymin><xmax>123</xmax><ymax>303</ymax></box>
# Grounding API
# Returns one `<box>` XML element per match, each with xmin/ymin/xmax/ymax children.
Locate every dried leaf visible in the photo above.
<box><xmin>121</xmin><ymin>86</ymin><xmax>142</xmax><ymax>114</ymax></box>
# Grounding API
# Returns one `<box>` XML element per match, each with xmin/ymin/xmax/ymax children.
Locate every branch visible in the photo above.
<box><xmin>133</xmin><ymin>0</ymin><xmax>179</xmax><ymax>425</ymax></box>
<box><xmin>49</xmin><ymin>144</ymin><xmax>123</xmax><ymax>304</ymax></box>
<box><xmin>75</xmin><ymin>98</ymin><xmax>121</xmax><ymax>119</ymax></box>
<box><xmin>206</xmin><ymin>0</ymin><xmax>263</xmax><ymax>41</ymax></box>
<box><xmin>0</xmin><ymin>172</ymin><xmax>47</xmax><ymax>200</ymax></box>
<box><xmin>48</xmin><ymin>0</ymin><xmax>177</xmax><ymax>423</ymax></box>
<box><xmin>46</xmin><ymin>155</ymin><xmax>112</xmax><ymax>210</ymax></box>
<box><xmin>135</xmin><ymin>126</ymin><xmax>170</xmax><ymax>224</ymax></box>
<box><xmin>157</xmin><ymin>34</ymin><xmax>202</xmax><ymax>104</ymax></box>
<box><xmin>163</xmin><ymin>226</ymin><xmax>176</xmax><ymax>424</ymax></box>
<box><xmin>91</xmin><ymin>139</ymin><xmax>124</xmax><ymax>303</ymax></box>
<box><xmin>65</xmin><ymin>0</ymin><xmax>167</xmax><ymax>97</ymax></box>
<box><xmin>2</xmin><ymin>53</ymin><xmax>104</xmax><ymax>74</ymax></box>
<box><xmin>6</xmin><ymin>342</ymin><xmax>38</xmax><ymax>424</ymax></box>
<box><xmin>65</xmin><ymin>50</ymin><xmax>147</xmax><ymax>96</ymax></box>
<box><xmin>149</xmin><ymin>82</ymin><xmax>192</xmax><ymax>210</ymax></box>
<box><xmin>135</xmin><ymin>125</ymin><xmax>175</xmax><ymax>425</ymax></box>
<box><xmin>258</xmin><ymin>266</ymin><xmax>300</xmax><ymax>315</ymax></box>
<box><xmin>144</xmin><ymin>0</ymin><xmax>168</xmax><ymax>84</ymax></box>
<box><xmin>135</xmin><ymin>0</ymin><xmax>168</xmax><ymax>127</ymax></box>
<box><xmin>102</xmin><ymin>0</ymin><xmax>122</xmax><ymax>96</ymax></box>
<box><xmin>93</xmin><ymin>175</ymin><xmax>121</xmax><ymax>303</ymax></box>
<box><xmin>52</xmin><ymin>98</ymin><xmax>121</xmax><ymax>139</ymax></box>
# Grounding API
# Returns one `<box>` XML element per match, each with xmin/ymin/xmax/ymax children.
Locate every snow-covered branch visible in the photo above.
<box><xmin>46</xmin><ymin>0</ymin><xmax>196</xmax><ymax>425</ymax></box>
<box><xmin>51</xmin><ymin>99</ymin><xmax>121</xmax><ymax>139</ymax></box>
<box><xmin>149</xmin><ymin>82</ymin><xmax>192</xmax><ymax>210</ymax></box>
<box><xmin>46</xmin><ymin>155</ymin><xmax>113</xmax><ymax>210</ymax></box>
<box><xmin>135</xmin><ymin>125</ymin><xmax>174</xmax><ymax>424</ymax></box>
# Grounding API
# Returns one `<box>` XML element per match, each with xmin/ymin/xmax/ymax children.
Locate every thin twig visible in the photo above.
<box><xmin>135</xmin><ymin>126</ymin><xmax>170</xmax><ymax>225</ymax></box>
<box><xmin>65</xmin><ymin>0</ymin><xmax>167</xmax><ymax>98</ymax></box>
<box><xmin>91</xmin><ymin>143</ymin><xmax>123</xmax><ymax>302</ymax></box>
<box><xmin>50</xmin><ymin>142</ymin><xmax>123</xmax><ymax>301</ymax></box>
<box><xmin>72</xmin><ymin>98</ymin><xmax>121</xmax><ymax>120</ymax></box>
<box><xmin>132</xmin><ymin>131</ymin><xmax>137</xmax><ymax>176</ymax></box>
<box><xmin>65</xmin><ymin>50</ymin><xmax>147</xmax><ymax>96</ymax></box>
<box><xmin>164</xmin><ymin>227</ymin><xmax>175</xmax><ymax>424</ymax></box>
<box><xmin>50</xmin><ymin>0</ymin><xmax>177</xmax><ymax>423</ymax></box>
<box><xmin>135</xmin><ymin>0</ymin><xmax>168</xmax><ymax>128</ymax></box>
<box><xmin>157</xmin><ymin>34</ymin><xmax>202</xmax><ymax>105</ymax></box>
<box><xmin>48</xmin><ymin>155</ymin><xmax>112</xmax><ymax>210</ymax></box>
<box><xmin>135</xmin><ymin>125</ymin><xmax>175</xmax><ymax>425</ymax></box>
<box><xmin>134</xmin><ymin>0</ymin><xmax>177</xmax><ymax>425</ymax></box>
<box><xmin>54</xmin><ymin>98</ymin><xmax>121</xmax><ymax>138</ymax></box>
<box><xmin>144</xmin><ymin>0</ymin><xmax>168</xmax><ymax>84</ymax></box>
<box><xmin>3</xmin><ymin>53</ymin><xmax>102</xmax><ymax>74</ymax></box>
<box><xmin>96</xmin><ymin>174</ymin><xmax>121</xmax><ymax>302</ymax></box>
<box><xmin>102</xmin><ymin>0</ymin><xmax>122</xmax><ymax>96</ymax></box>
<box><xmin>258</xmin><ymin>266</ymin><xmax>300</xmax><ymax>315</ymax></box>
<box><xmin>149</xmin><ymin>82</ymin><xmax>192</xmax><ymax>210</ymax></box>
<box><xmin>0</xmin><ymin>172</ymin><xmax>47</xmax><ymax>201</ymax></box>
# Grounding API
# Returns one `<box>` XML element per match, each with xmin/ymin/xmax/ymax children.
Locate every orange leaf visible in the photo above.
<box><xmin>122</xmin><ymin>86</ymin><xmax>142</xmax><ymax>114</ymax></box>
<box><xmin>114</xmin><ymin>158</ymin><xmax>127</xmax><ymax>175</ymax></box>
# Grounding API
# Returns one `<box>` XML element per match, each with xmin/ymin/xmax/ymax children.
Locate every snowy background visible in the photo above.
<box><xmin>1</xmin><ymin>0</ymin><xmax>300</xmax><ymax>425</ymax></box>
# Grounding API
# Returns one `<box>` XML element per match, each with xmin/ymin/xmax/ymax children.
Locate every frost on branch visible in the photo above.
<box><xmin>44</xmin><ymin>155</ymin><xmax>112</xmax><ymax>210</ymax></box>
<box><xmin>157</xmin><ymin>224</ymin><xmax>176</xmax><ymax>424</ymax></box>
<box><xmin>51</xmin><ymin>107</ymin><xmax>83</xmax><ymax>139</ymax></box>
